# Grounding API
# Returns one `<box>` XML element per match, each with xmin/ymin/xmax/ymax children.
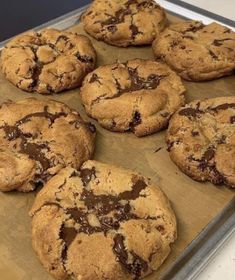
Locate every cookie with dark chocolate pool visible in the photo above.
<box><xmin>81</xmin><ymin>0</ymin><xmax>166</xmax><ymax>47</ymax></box>
<box><xmin>152</xmin><ymin>20</ymin><xmax>235</xmax><ymax>81</ymax></box>
<box><xmin>0</xmin><ymin>98</ymin><xmax>96</xmax><ymax>192</ymax></box>
<box><xmin>30</xmin><ymin>160</ymin><xmax>177</xmax><ymax>280</ymax></box>
<box><xmin>80</xmin><ymin>59</ymin><xmax>185</xmax><ymax>137</ymax></box>
<box><xmin>1</xmin><ymin>28</ymin><xmax>96</xmax><ymax>94</ymax></box>
<box><xmin>166</xmin><ymin>97</ymin><xmax>235</xmax><ymax>187</ymax></box>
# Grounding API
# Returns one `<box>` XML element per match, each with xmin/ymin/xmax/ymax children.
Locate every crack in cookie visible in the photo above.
<box><xmin>0</xmin><ymin>98</ymin><xmax>96</xmax><ymax>192</ymax></box>
<box><xmin>167</xmin><ymin>97</ymin><xmax>235</xmax><ymax>187</ymax></box>
<box><xmin>30</xmin><ymin>160</ymin><xmax>177</xmax><ymax>280</ymax></box>
<box><xmin>81</xmin><ymin>0</ymin><xmax>166</xmax><ymax>47</ymax></box>
<box><xmin>1</xmin><ymin>29</ymin><xmax>96</xmax><ymax>94</ymax></box>
<box><xmin>153</xmin><ymin>20</ymin><xmax>235</xmax><ymax>81</ymax></box>
<box><xmin>80</xmin><ymin>59</ymin><xmax>185</xmax><ymax>137</ymax></box>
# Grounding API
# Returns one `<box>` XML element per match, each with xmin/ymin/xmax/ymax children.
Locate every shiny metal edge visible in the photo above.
<box><xmin>0</xmin><ymin>2</ymin><xmax>234</xmax><ymax>279</ymax></box>
<box><xmin>161</xmin><ymin>197</ymin><xmax>235</xmax><ymax>280</ymax></box>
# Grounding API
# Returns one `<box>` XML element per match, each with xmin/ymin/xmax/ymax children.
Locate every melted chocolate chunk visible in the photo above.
<box><xmin>54</xmin><ymin>169</ymin><xmax>148</xmax><ymax>265</ymax></box>
<box><xmin>182</xmin><ymin>23</ymin><xmax>205</xmax><ymax>34</ymax></box>
<box><xmin>119</xmin><ymin>179</ymin><xmax>147</xmax><ymax>200</ymax></box>
<box><xmin>2</xmin><ymin>125</ymin><xmax>21</xmax><ymax>140</ymax></box>
<box><xmin>130</xmin><ymin>111</ymin><xmax>142</xmax><ymax>130</ymax></box>
<box><xmin>230</xmin><ymin>116</ymin><xmax>235</xmax><ymax>124</ymax></box>
<box><xmin>102</xmin><ymin>8</ymin><xmax>130</xmax><ymax>26</ymax></box>
<box><xmin>89</xmin><ymin>73</ymin><xmax>101</xmax><ymax>84</ymax></box>
<box><xmin>80</xmin><ymin>167</ymin><xmax>96</xmax><ymax>186</ymax></box>
<box><xmin>75</xmin><ymin>53</ymin><xmax>94</xmax><ymax>63</ymax></box>
<box><xmin>191</xmin><ymin>131</ymin><xmax>199</xmax><ymax>136</ymax></box>
<box><xmin>20</xmin><ymin>141</ymin><xmax>51</xmax><ymax>173</ymax></box>
<box><xmin>212</xmin><ymin>103</ymin><xmax>235</xmax><ymax>111</ymax></box>
<box><xmin>0</xmin><ymin>106</ymin><xmax>68</xmax><ymax>180</ymax></box>
<box><xmin>60</xmin><ymin>226</ymin><xmax>77</xmax><ymax>260</ymax></box>
<box><xmin>113</xmin><ymin>234</ymin><xmax>148</xmax><ymax>280</ymax></box>
<box><xmin>17</xmin><ymin>106</ymin><xmax>67</xmax><ymax>127</ymax></box>
<box><xmin>126</xmin><ymin>66</ymin><xmax>164</xmax><ymax>92</ymax></box>
<box><xmin>178</xmin><ymin>107</ymin><xmax>201</xmax><ymax>118</ymax></box>
<box><xmin>203</xmin><ymin>148</ymin><xmax>215</xmax><ymax>161</ymax></box>
<box><xmin>130</xmin><ymin>24</ymin><xmax>141</xmax><ymax>39</ymax></box>
<box><xmin>60</xmin><ymin>226</ymin><xmax>77</xmax><ymax>247</ymax></box>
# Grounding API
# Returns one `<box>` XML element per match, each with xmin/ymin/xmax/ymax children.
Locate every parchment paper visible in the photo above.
<box><xmin>0</xmin><ymin>14</ymin><xmax>234</xmax><ymax>280</ymax></box>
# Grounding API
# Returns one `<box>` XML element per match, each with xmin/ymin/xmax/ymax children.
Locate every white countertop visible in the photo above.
<box><xmin>157</xmin><ymin>1</ymin><xmax>235</xmax><ymax>279</ymax></box>
<box><xmin>196</xmin><ymin>232</ymin><xmax>235</xmax><ymax>280</ymax></box>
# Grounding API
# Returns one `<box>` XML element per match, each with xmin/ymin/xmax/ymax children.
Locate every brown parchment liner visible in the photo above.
<box><xmin>0</xmin><ymin>14</ymin><xmax>234</xmax><ymax>280</ymax></box>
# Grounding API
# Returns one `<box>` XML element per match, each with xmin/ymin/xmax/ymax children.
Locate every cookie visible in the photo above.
<box><xmin>80</xmin><ymin>59</ymin><xmax>185</xmax><ymax>137</ymax></box>
<box><xmin>30</xmin><ymin>160</ymin><xmax>177</xmax><ymax>280</ymax></box>
<box><xmin>1</xmin><ymin>28</ymin><xmax>96</xmax><ymax>94</ymax></box>
<box><xmin>81</xmin><ymin>0</ymin><xmax>166</xmax><ymax>47</ymax></box>
<box><xmin>152</xmin><ymin>20</ymin><xmax>235</xmax><ymax>81</ymax></box>
<box><xmin>166</xmin><ymin>97</ymin><xmax>235</xmax><ymax>187</ymax></box>
<box><xmin>0</xmin><ymin>98</ymin><xmax>96</xmax><ymax>192</ymax></box>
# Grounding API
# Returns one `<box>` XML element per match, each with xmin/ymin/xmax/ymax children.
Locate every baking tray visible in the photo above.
<box><xmin>0</xmin><ymin>2</ymin><xmax>235</xmax><ymax>280</ymax></box>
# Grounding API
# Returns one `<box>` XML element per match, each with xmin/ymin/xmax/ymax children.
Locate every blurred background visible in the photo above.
<box><xmin>0</xmin><ymin>0</ymin><xmax>91</xmax><ymax>41</ymax></box>
<box><xmin>0</xmin><ymin>0</ymin><xmax>234</xmax><ymax>42</ymax></box>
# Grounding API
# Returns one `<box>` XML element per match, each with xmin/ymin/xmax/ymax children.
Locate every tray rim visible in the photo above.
<box><xmin>0</xmin><ymin>2</ymin><xmax>235</xmax><ymax>279</ymax></box>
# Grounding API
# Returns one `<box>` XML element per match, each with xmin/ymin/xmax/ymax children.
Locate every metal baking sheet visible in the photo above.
<box><xmin>0</xmin><ymin>3</ymin><xmax>234</xmax><ymax>280</ymax></box>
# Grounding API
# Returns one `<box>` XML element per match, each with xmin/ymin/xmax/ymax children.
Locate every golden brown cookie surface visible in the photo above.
<box><xmin>30</xmin><ymin>160</ymin><xmax>177</xmax><ymax>280</ymax></box>
<box><xmin>152</xmin><ymin>21</ymin><xmax>235</xmax><ymax>81</ymax></box>
<box><xmin>0</xmin><ymin>98</ymin><xmax>96</xmax><ymax>192</ymax></box>
<box><xmin>1</xmin><ymin>29</ymin><xmax>96</xmax><ymax>94</ymax></box>
<box><xmin>166</xmin><ymin>97</ymin><xmax>235</xmax><ymax>187</ymax></box>
<box><xmin>80</xmin><ymin>59</ymin><xmax>185</xmax><ymax>137</ymax></box>
<box><xmin>81</xmin><ymin>0</ymin><xmax>166</xmax><ymax>47</ymax></box>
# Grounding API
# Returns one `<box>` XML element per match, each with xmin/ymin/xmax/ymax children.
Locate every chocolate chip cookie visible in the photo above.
<box><xmin>0</xmin><ymin>98</ymin><xmax>96</xmax><ymax>192</ymax></box>
<box><xmin>81</xmin><ymin>0</ymin><xmax>166</xmax><ymax>47</ymax></box>
<box><xmin>1</xmin><ymin>29</ymin><xmax>96</xmax><ymax>94</ymax></box>
<box><xmin>80</xmin><ymin>59</ymin><xmax>185</xmax><ymax>137</ymax></box>
<box><xmin>166</xmin><ymin>97</ymin><xmax>235</xmax><ymax>187</ymax></box>
<box><xmin>30</xmin><ymin>160</ymin><xmax>177</xmax><ymax>280</ymax></box>
<box><xmin>152</xmin><ymin>21</ymin><xmax>235</xmax><ymax>81</ymax></box>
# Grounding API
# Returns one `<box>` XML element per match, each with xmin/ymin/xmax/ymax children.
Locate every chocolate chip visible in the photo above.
<box><xmin>208</xmin><ymin>50</ymin><xmax>219</xmax><ymax>60</ymax></box>
<box><xmin>203</xmin><ymin>148</ymin><xmax>215</xmax><ymax>161</ymax></box>
<box><xmin>89</xmin><ymin>73</ymin><xmax>101</xmax><ymax>84</ymax></box>
<box><xmin>113</xmin><ymin>234</ymin><xmax>148</xmax><ymax>279</ymax></box>
<box><xmin>191</xmin><ymin>131</ymin><xmax>199</xmax><ymax>136</ymax></box>
<box><xmin>178</xmin><ymin>107</ymin><xmax>200</xmax><ymax>117</ymax></box>
<box><xmin>80</xmin><ymin>167</ymin><xmax>96</xmax><ymax>186</ymax></box>
<box><xmin>129</xmin><ymin>111</ymin><xmax>142</xmax><ymax>130</ymax></box>
<box><xmin>0</xmin><ymin>106</ymin><xmax>68</xmax><ymax>181</ymax></box>
<box><xmin>60</xmin><ymin>226</ymin><xmax>77</xmax><ymax>248</ymax></box>
<box><xmin>156</xmin><ymin>225</ymin><xmax>165</xmax><ymax>233</ymax></box>
<box><xmin>60</xmin><ymin>226</ymin><xmax>77</xmax><ymax>260</ymax></box>
<box><xmin>230</xmin><ymin>116</ymin><xmax>235</xmax><ymax>124</ymax></box>
<box><xmin>212</xmin><ymin>103</ymin><xmax>235</xmax><ymax>111</ymax></box>
<box><xmin>130</xmin><ymin>24</ymin><xmax>140</xmax><ymax>39</ymax></box>
<box><xmin>75</xmin><ymin>52</ymin><xmax>94</xmax><ymax>63</ymax></box>
<box><xmin>182</xmin><ymin>23</ymin><xmax>205</xmax><ymax>34</ymax></box>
